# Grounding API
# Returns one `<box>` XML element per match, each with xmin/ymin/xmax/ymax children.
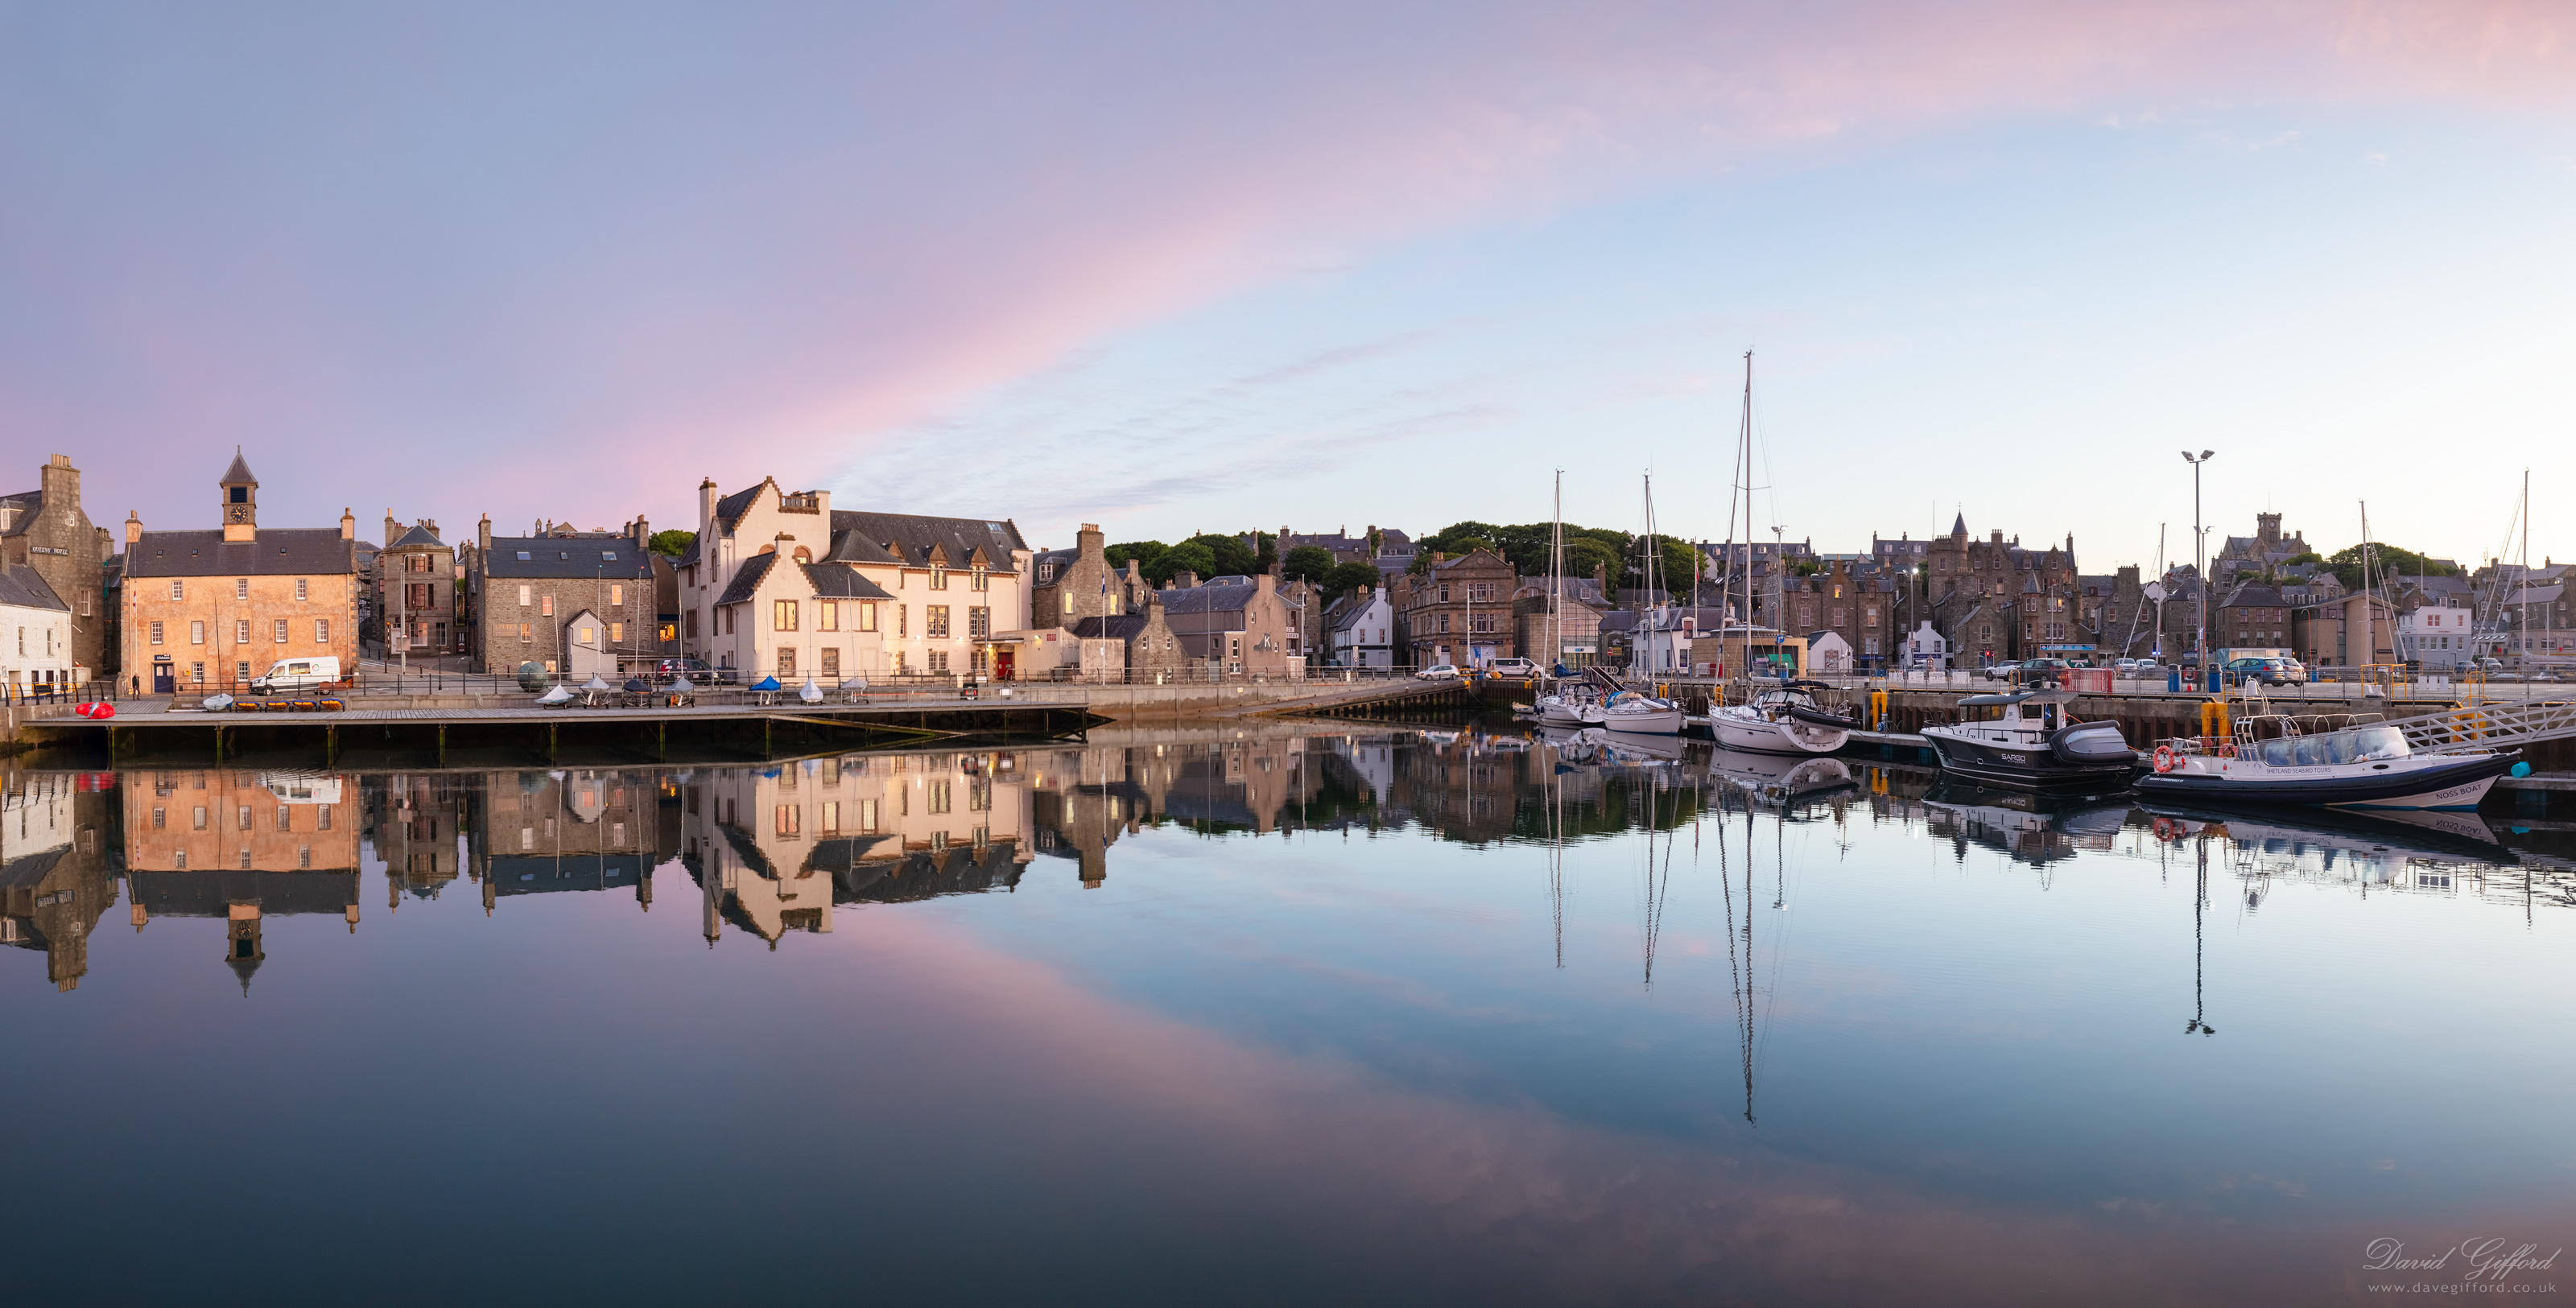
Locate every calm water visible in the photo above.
<box><xmin>6</xmin><ymin>725</ymin><xmax>2576</xmax><ymax>1306</ymax></box>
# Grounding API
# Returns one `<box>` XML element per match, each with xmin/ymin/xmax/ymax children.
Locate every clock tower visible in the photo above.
<box><xmin>220</xmin><ymin>448</ymin><xmax>258</xmax><ymax>542</ymax></box>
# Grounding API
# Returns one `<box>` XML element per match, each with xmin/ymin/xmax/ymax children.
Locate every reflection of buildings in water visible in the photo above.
<box><xmin>2</xmin><ymin>770</ymin><xmax>115</xmax><ymax>992</ymax></box>
<box><xmin>464</xmin><ymin>770</ymin><xmax>671</xmax><ymax>917</ymax></box>
<box><xmin>361</xmin><ymin>773</ymin><xmax>464</xmax><ymax>910</ymax></box>
<box><xmin>122</xmin><ymin>768</ymin><xmax>362</xmax><ymax>994</ymax></box>
<box><xmin>682</xmin><ymin>752</ymin><xmax>1030</xmax><ymax>947</ymax></box>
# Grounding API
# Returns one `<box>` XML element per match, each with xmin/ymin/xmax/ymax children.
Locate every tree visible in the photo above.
<box><xmin>1323</xmin><ymin>560</ymin><xmax>1382</xmax><ymax>599</ymax></box>
<box><xmin>1150</xmin><ymin>540</ymin><xmax>1218</xmax><ymax>585</ymax></box>
<box><xmin>1282</xmin><ymin>545</ymin><xmax>1337</xmax><ymax>584</ymax></box>
<box><xmin>647</xmin><ymin>529</ymin><xmax>695</xmax><ymax>558</ymax></box>
<box><xmin>1563</xmin><ymin>538</ymin><xmax>1620</xmax><ymax>583</ymax></box>
<box><xmin>1250</xmin><ymin>531</ymin><xmax>1277</xmax><ymax>575</ymax></box>
<box><xmin>1179</xmin><ymin>533</ymin><xmax>1255</xmax><ymax>578</ymax></box>
<box><xmin>1104</xmin><ymin>540</ymin><xmax>1167</xmax><ymax>572</ymax></box>
<box><xmin>2326</xmin><ymin>543</ymin><xmax>2457</xmax><ymax>590</ymax></box>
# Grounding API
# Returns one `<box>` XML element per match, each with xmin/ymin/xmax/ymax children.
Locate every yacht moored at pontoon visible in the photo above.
<box><xmin>1920</xmin><ymin>689</ymin><xmax>2137</xmax><ymax>791</ymax></box>
<box><xmin>2136</xmin><ymin>711</ymin><xmax>2520</xmax><ymax>811</ymax></box>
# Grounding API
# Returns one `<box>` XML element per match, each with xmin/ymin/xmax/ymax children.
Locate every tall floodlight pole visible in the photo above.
<box><xmin>2181</xmin><ymin>451</ymin><xmax>2215</xmax><ymax>684</ymax></box>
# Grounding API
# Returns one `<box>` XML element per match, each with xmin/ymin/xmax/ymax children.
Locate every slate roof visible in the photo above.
<box><xmin>481</xmin><ymin>536</ymin><xmax>654</xmax><ymax>580</ymax></box>
<box><xmin>1154</xmin><ymin>581</ymin><xmax>1257</xmax><ymax>616</ymax></box>
<box><xmin>799</xmin><ymin>562</ymin><xmax>894</xmax><ymax>600</ymax></box>
<box><xmin>221</xmin><ymin>450</ymin><xmax>258</xmax><ymax>486</ymax></box>
<box><xmin>1070</xmin><ymin>615</ymin><xmax>1150</xmax><ymax>640</ymax></box>
<box><xmin>828</xmin><ymin>510</ymin><xmax>1026</xmax><ymax>571</ymax></box>
<box><xmin>0</xmin><ymin>490</ymin><xmax>39</xmax><ymax>537</ymax></box>
<box><xmin>715</xmin><ymin>552</ymin><xmax>777</xmax><ymax>605</ymax></box>
<box><xmin>126</xmin><ymin>529</ymin><xmax>357</xmax><ymax>578</ymax></box>
<box><xmin>1325</xmin><ymin>593</ymin><xmax>1383</xmax><ymax>633</ymax></box>
<box><xmin>385</xmin><ymin>523</ymin><xmax>444</xmax><ymax>550</ymax></box>
<box><xmin>0</xmin><ymin>564</ymin><xmax>66</xmax><ymax>612</ymax></box>
<box><xmin>2220</xmin><ymin>583</ymin><xmax>2287</xmax><ymax>609</ymax></box>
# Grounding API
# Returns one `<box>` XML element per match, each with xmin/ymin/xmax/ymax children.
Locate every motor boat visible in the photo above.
<box><xmin>1709</xmin><ymin>680</ymin><xmax>1851</xmax><ymax>756</ymax></box>
<box><xmin>1920</xmin><ymin>688</ymin><xmax>2137</xmax><ymax>791</ymax></box>
<box><xmin>1537</xmin><ymin>691</ymin><xmax>1603</xmax><ymax>728</ymax></box>
<box><xmin>2136</xmin><ymin>711</ymin><xmax>2519</xmax><ymax>811</ymax></box>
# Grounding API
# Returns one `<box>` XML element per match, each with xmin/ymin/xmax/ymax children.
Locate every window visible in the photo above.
<box><xmin>191</xmin><ymin>621</ymin><xmax>205</xmax><ymax>645</ymax></box>
<box><xmin>685</xmin><ymin>611</ymin><xmax>699</xmax><ymax>638</ymax></box>
<box><xmin>235</xmin><ymin>579</ymin><xmax>249</xmax><ymax>600</ymax></box>
<box><xmin>777</xmin><ymin>648</ymin><xmax>796</xmax><ymax>675</ymax></box>
<box><xmin>927</xmin><ymin>605</ymin><xmax>952</xmax><ymax>637</ymax></box>
<box><xmin>611</xmin><ymin>584</ymin><xmax>624</xmax><ymax>606</ymax></box>
<box><xmin>775</xmin><ymin>805</ymin><xmax>801</xmax><ymax>837</ymax></box>
<box><xmin>316</xmin><ymin>619</ymin><xmax>329</xmax><ymax>643</ymax></box>
<box><xmin>193</xmin><ymin>806</ymin><xmax>208</xmax><ymax>830</ymax></box>
<box><xmin>273</xmin><ymin>619</ymin><xmax>288</xmax><ymax>642</ymax></box>
<box><xmin>722</xmin><ymin>607</ymin><xmax>736</xmax><ymax>636</ymax></box>
<box><xmin>601</xmin><ymin>551</ymin><xmax>617</xmax><ymax>561</ymax></box>
<box><xmin>860</xmin><ymin>602</ymin><xmax>878</xmax><ymax>632</ymax></box>
<box><xmin>928</xmin><ymin>649</ymin><xmax>948</xmax><ymax>673</ymax></box>
<box><xmin>971</xmin><ymin>567</ymin><xmax>988</xmax><ymax>592</ymax></box>
<box><xmin>1438</xmin><ymin>585</ymin><xmax>1450</xmax><ymax>603</ymax></box>
<box><xmin>774</xmin><ymin>600</ymin><xmax>799</xmax><ymax>631</ymax></box>
<box><xmin>170</xmin><ymin>580</ymin><xmax>184</xmax><ymax>600</ymax></box>
<box><xmin>889</xmin><ymin>650</ymin><xmax>904</xmax><ymax>675</ymax></box>
<box><xmin>1437</xmin><ymin>613</ymin><xmax>1450</xmax><ymax>633</ymax></box>
<box><xmin>151</xmin><ymin>621</ymin><xmax>164</xmax><ymax>646</ymax></box>
<box><xmin>857</xmin><ymin>799</ymin><xmax>878</xmax><ymax>833</ymax></box>
<box><xmin>237</xmin><ymin>661</ymin><xmax>250</xmax><ymax>682</ymax></box>
<box><xmin>819</xmin><ymin>601</ymin><xmax>837</xmax><ymax>631</ymax></box>
<box><xmin>1062</xmin><ymin>594</ymin><xmax>1075</xmax><ymax>617</ymax></box>
<box><xmin>821</xmin><ymin>648</ymin><xmax>840</xmax><ymax>677</ymax></box>
<box><xmin>577</xmin><ymin>625</ymin><xmax>596</xmax><ymax>646</ymax></box>
<box><xmin>930</xmin><ymin>567</ymin><xmax>947</xmax><ymax>590</ymax></box>
<box><xmin>540</xmin><ymin>595</ymin><xmax>554</xmax><ymax>617</ymax></box>
<box><xmin>928</xmin><ymin>781</ymin><xmax>951</xmax><ymax>814</ymax></box>
<box><xmin>519</xmin><ymin>623</ymin><xmax>532</xmax><ymax>643</ymax></box>
<box><xmin>1038</xmin><ymin>563</ymin><xmax>1056</xmax><ymax>584</ymax></box>
<box><xmin>275</xmin><ymin>807</ymin><xmax>291</xmax><ymax>831</ymax></box>
<box><xmin>190</xmin><ymin>662</ymin><xmax>204</xmax><ymax>683</ymax></box>
<box><xmin>237</xmin><ymin>805</ymin><xmax>253</xmax><ymax>831</ymax></box>
<box><xmin>608</xmin><ymin>622</ymin><xmax>622</xmax><ymax>643</ymax></box>
<box><xmin>968</xmin><ymin>607</ymin><xmax>989</xmax><ymax>639</ymax></box>
<box><xmin>153</xmin><ymin>807</ymin><xmax>165</xmax><ymax>830</ymax></box>
<box><xmin>898</xmin><ymin>604</ymin><xmax>908</xmax><ymax>637</ymax></box>
<box><xmin>518</xmin><ymin>584</ymin><xmax>532</xmax><ymax>607</ymax></box>
<box><xmin>295</xmin><ymin>579</ymin><xmax>308</xmax><ymax>601</ymax></box>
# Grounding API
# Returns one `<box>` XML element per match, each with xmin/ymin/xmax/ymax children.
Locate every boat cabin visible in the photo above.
<box><xmin>1949</xmin><ymin>687</ymin><xmax>2078</xmax><ymax>744</ymax></box>
<box><xmin>2188</xmin><ymin>712</ymin><xmax>2411</xmax><ymax>768</ymax></box>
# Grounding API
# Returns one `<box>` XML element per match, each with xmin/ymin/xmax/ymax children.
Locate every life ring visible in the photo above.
<box><xmin>2218</xmin><ymin>743</ymin><xmax>2236</xmax><ymax>759</ymax></box>
<box><xmin>2153</xmin><ymin>745</ymin><xmax>2177</xmax><ymax>774</ymax></box>
<box><xmin>2152</xmin><ymin>816</ymin><xmax>2182</xmax><ymax>841</ymax></box>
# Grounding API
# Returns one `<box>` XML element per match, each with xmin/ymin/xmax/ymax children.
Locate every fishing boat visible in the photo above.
<box><xmin>1920</xmin><ymin>688</ymin><xmax>2137</xmax><ymax>791</ymax></box>
<box><xmin>1709</xmin><ymin>680</ymin><xmax>1852</xmax><ymax>756</ymax></box>
<box><xmin>2136</xmin><ymin>711</ymin><xmax>2519</xmax><ymax>811</ymax></box>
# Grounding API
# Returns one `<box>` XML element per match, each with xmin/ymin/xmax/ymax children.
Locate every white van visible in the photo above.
<box><xmin>250</xmin><ymin>657</ymin><xmax>342</xmax><ymax>693</ymax></box>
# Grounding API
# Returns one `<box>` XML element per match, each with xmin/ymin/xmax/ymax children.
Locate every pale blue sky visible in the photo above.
<box><xmin>4</xmin><ymin>2</ymin><xmax>2569</xmax><ymax>573</ymax></box>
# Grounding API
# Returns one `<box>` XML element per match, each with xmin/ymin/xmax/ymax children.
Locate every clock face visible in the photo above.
<box><xmin>229</xmin><ymin>505</ymin><xmax>250</xmax><ymax>522</ymax></box>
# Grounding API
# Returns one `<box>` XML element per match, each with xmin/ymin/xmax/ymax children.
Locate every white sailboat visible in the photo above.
<box><xmin>1707</xmin><ymin>352</ymin><xmax>1847</xmax><ymax>755</ymax></box>
<box><xmin>1603</xmin><ymin>474</ymin><xmax>1683</xmax><ymax>735</ymax></box>
<box><xmin>1535</xmin><ymin>471</ymin><xmax>1605</xmax><ymax>727</ymax></box>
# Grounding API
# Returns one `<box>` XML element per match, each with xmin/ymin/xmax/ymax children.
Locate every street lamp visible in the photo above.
<box><xmin>2180</xmin><ymin>450</ymin><xmax>2215</xmax><ymax>687</ymax></box>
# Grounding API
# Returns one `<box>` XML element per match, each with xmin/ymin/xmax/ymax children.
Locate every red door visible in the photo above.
<box><xmin>995</xmin><ymin>650</ymin><xmax>1014</xmax><ymax>681</ymax></box>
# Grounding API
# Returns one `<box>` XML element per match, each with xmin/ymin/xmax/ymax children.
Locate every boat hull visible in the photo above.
<box><xmin>1710</xmin><ymin>708</ymin><xmax>1846</xmax><ymax>756</ymax></box>
<box><xmin>1922</xmin><ymin>728</ymin><xmax>2138</xmax><ymax>792</ymax></box>
<box><xmin>1602</xmin><ymin>705</ymin><xmax>1684</xmax><ymax>736</ymax></box>
<box><xmin>2133</xmin><ymin>751</ymin><xmax>2518</xmax><ymax>811</ymax></box>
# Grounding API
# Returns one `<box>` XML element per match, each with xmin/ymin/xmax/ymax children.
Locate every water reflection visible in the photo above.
<box><xmin>10</xmin><ymin>728</ymin><xmax>2576</xmax><ymax>1303</ymax></box>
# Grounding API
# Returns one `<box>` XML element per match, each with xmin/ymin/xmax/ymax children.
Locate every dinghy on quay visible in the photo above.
<box><xmin>1920</xmin><ymin>688</ymin><xmax>2138</xmax><ymax>792</ymax></box>
<box><xmin>2135</xmin><ymin>711</ymin><xmax>2520</xmax><ymax>811</ymax></box>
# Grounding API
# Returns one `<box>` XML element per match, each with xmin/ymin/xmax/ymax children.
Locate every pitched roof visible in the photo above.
<box><xmin>2220</xmin><ymin>583</ymin><xmax>2287</xmax><ymax>609</ymax></box>
<box><xmin>481</xmin><ymin>536</ymin><xmax>654</xmax><ymax>580</ymax></box>
<box><xmin>715</xmin><ymin>551</ymin><xmax>776</xmax><ymax>605</ymax></box>
<box><xmin>828</xmin><ymin>510</ymin><xmax>1026</xmax><ymax>570</ymax></box>
<box><xmin>1070</xmin><ymin>615</ymin><xmax>1150</xmax><ymax>640</ymax></box>
<box><xmin>1951</xmin><ymin>512</ymin><xmax>1967</xmax><ymax>535</ymax></box>
<box><xmin>386</xmin><ymin>523</ymin><xmax>444</xmax><ymax>550</ymax></box>
<box><xmin>799</xmin><ymin>562</ymin><xmax>894</xmax><ymax>600</ymax></box>
<box><xmin>126</xmin><ymin>529</ymin><xmax>356</xmax><ymax>578</ymax></box>
<box><xmin>1154</xmin><ymin>581</ymin><xmax>1257</xmax><ymax>615</ymax></box>
<box><xmin>0</xmin><ymin>563</ymin><xmax>65</xmax><ymax>612</ymax></box>
<box><xmin>221</xmin><ymin>449</ymin><xmax>258</xmax><ymax>486</ymax></box>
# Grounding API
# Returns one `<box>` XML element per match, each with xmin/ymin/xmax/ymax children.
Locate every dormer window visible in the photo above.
<box><xmin>930</xmin><ymin>567</ymin><xmax>947</xmax><ymax>591</ymax></box>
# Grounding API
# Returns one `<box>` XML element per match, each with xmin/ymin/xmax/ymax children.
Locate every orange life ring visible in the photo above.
<box><xmin>2153</xmin><ymin>745</ymin><xmax>2177</xmax><ymax>774</ymax></box>
<box><xmin>2152</xmin><ymin>816</ymin><xmax>2182</xmax><ymax>841</ymax></box>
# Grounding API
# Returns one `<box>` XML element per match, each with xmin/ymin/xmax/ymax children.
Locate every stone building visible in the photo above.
<box><xmin>1393</xmin><ymin>549</ymin><xmax>1516</xmax><ymax>668</ymax></box>
<box><xmin>465</xmin><ymin>769</ymin><xmax>671</xmax><ymax>917</ymax></box>
<box><xmin>1778</xmin><ymin>561</ymin><xmax>1897</xmax><ymax>669</ymax></box>
<box><xmin>1924</xmin><ymin>516</ymin><xmax>2083</xmax><ymax>665</ymax></box>
<box><xmin>2212</xmin><ymin>513</ymin><xmax>2314</xmax><ymax>584</ymax></box>
<box><xmin>678</xmin><ymin>477</ymin><xmax>1031</xmax><ymax>681</ymax></box>
<box><xmin>1030</xmin><ymin>523</ymin><xmax>1135</xmax><ymax>629</ymax></box>
<box><xmin>1070</xmin><ymin>594</ymin><xmax>1191</xmax><ymax>679</ymax></box>
<box><xmin>120</xmin><ymin>453</ymin><xmax>361</xmax><ymax>694</ymax></box>
<box><xmin>1154</xmin><ymin>576</ymin><xmax>1298</xmax><ymax>677</ymax></box>
<box><xmin>377</xmin><ymin>515</ymin><xmax>458</xmax><ymax>658</ymax></box>
<box><xmin>467</xmin><ymin>519</ymin><xmax>660</xmax><ymax>678</ymax></box>
<box><xmin>2215</xmin><ymin>584</ymin><xmax>2292</xmax><ymax>651</ymax></box>
<box><xmin>1</xmin><ymin>455</ymin><xmax>111</xmax><ymax>679</ymax></box>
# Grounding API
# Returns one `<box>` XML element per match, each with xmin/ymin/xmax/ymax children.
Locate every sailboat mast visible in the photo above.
<box><xmin>2359</xmin><ymin>501</ymin><xmax>2373</xmax><ymax>670</ymax></box>
<box><xmin>2522</xmin><ymin>468</ymin><xmax>2532</xmax><ymax>667</ymax></box>
<box><xmin>1550</xmin><ymin>469</ymin><xmax>1563</xmax><ymax>675</ymax></box>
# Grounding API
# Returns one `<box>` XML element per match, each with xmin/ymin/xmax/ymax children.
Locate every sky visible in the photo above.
<box><xmin>3</xmin><ymin>2</ymin><xmax>2573</xmax><ymax>574</ymax></box>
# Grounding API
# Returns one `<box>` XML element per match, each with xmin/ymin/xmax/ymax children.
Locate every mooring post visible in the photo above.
<box><xmin>213</xmin><ymin>724</ymin><xmax>223</xmax><ymax>765</ymax></box>
<box><xmin>547</xmin><ymin>723</ymin><xmax>557</xmax><ymax>762</ymax></box>
<box><xmin>657</xmin><ymin>720</ymin><xmax>666</xmax><ymax>761</ymax></box>
<box><xmin>763</xmin><ymin>718</ymin><xmax>773</xmax><ymax>759</ymax></box>
<box><xmin>325</xmin><ymin>724</ymin><xmax>335</xmax><ymax>768</ymax></box>
<box><xmin>437</xmin><ymin>724</ymin><xmax>446</xmax><ymax>767</ymax></box>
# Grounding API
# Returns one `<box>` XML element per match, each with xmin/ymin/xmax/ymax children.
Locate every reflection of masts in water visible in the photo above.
<box><xmin>1718</xmin><ymin>798</ymin><xmax>1758</xmax><ymax>1124</ymax></box>
<box><xmin>1547</xmin><ymin>737</ymin><xmax>1567</xmax><ymax>969</ymax></box>
<box><xmin>2186</xmin><ymin>833</ymin><xmax>2216</xmax><ymax>1038</ymax></box>
<box><xmin>1639</xmin><ymin>775</ymin><xmax>1674</xmax><ymax>989</ymax></box>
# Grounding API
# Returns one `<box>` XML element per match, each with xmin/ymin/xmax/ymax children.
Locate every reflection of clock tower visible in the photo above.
<box><xmin>220</xmin><ymin>448</ymin><xmax>258</xmax><ymax>543</ymax></box>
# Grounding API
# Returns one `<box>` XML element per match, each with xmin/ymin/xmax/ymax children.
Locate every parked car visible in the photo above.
<box><xmin>650</xmin><ymin>657</ymin><xmax>737</xmax><ymax>684</ymax></box>
<box><xmin>1486</xmin><ymin>657</ymin><xmax>1538</xmax><ymax>676</ymax></box>
<box><xmin>250</xmin><ymin>656</ymin><xmax>343</xmax><ymax>693</ymax></box>
<box><xmin>2221</xmin><ymin>656</ymin><xmax>2303</xmax><ymax>687</ymax></box>
<box><xmin>2012</xmin><ymin>658</ymin><xmax>2073</xmax><ymax>686</ymax></box>
<box><xmin>1414</xmin><ymin>663</ymin><xmax>1461</xmax><ymax>680</ymax></box>
<box><xmin>1980</xmin><ymin>662</ymin><xmax>2017</xmax><ymax>682</ymax></box>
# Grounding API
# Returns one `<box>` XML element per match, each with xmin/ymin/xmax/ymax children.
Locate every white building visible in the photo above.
<box><xmin>1901</xmin><ymin>620</ymin><xmax>1948</xmax><ymax>671</ymax></box>
<box><xmin>676</xmin><ymin>478</ymin><xmax>1033</xmax><ymax>683</ymax></box>
<box><xmin>1806</xmin><ymin>629</ymin><xmax>1856</xmax><ymax>675</ymax></box>
<box><xmin>2398</xmin><ymin>603</ymin><xmax>2475</xmax><ymax>663</ymax></box>
<box><xmin>1</xmin><ymin>565</ymin><xmax>74</xmax><ymax>695</ymax></box>
<box><xmin>1324</xmin><ymin>587</ymin><xmax>1394</xmax><ymax>667</ymax></box>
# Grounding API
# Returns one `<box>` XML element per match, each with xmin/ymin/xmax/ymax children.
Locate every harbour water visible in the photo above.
<box><xmin>6</xmin><ymin>725</ymin><xmax>2574</xmax><ymax>1305</ymax></box>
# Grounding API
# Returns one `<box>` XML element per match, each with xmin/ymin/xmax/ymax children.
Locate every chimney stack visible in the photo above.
<box><xmin>125</xmin><ymin>510</ymin><xmax>142</xmax><ymax>545</ymax></box>
<box><xmin>340</xmin><ymin>509</ymin><xmax>356</xmax><ymax>541</ymax></box>
<box><xmin>634</xmin><ymin>516</ymin><xmax>650</xmax><ymax>551</ymax></box>
<box><xmin>385</xmin><ymin>510</ymin><xmax>398</xmax><ymax>548</ymax></box>
<box><xmin>478</xmin><ymin>514</ymin><xmax>491</xmax><ymax>552</ymax></box>
<box><xmin>698</xmin><ymin>478</ymin><xmax>720</xmax><ymax>534</ymax></box>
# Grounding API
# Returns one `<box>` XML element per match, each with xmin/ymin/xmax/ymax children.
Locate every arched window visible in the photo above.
<box><xmin>793</xmin><ymin>547</ymin><xmax>812</xmax><ymax>563</ymax></box>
